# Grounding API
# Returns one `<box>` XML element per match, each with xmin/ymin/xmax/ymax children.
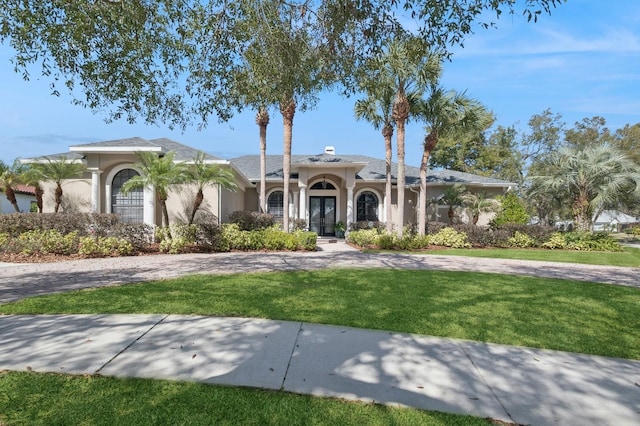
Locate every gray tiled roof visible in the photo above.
<box><xmin>230</xmin><ymin>154</ymin><xmax>515</xmax><ymax>187</ymax></box>
<box><xmin>29</xmin><ymin>137</ymin><xmax>224</xmax><ymax>162</ymax></box>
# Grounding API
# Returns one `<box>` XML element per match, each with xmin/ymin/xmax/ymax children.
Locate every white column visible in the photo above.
<box><xmin>299</xmin><ymin>185</ymin><xmax>307</xmax><ymax>226</ymax></box>
<box><xmin>90</xmin><ymin>169</ymin><xmax>102</xmax><ymax>213</ymax></box>
<box><xmin>143</xmin><ymin>186</ymin><xmax>156</xmax><ymax>226</ymax></box>
<box><xmin>292</xmin><ymin>191</ymin><xmax>299</xmax><ymax>220</ymax></box>
<box><xmin>346</xmin><ymin>186</ymin><xmax>354</xmax><ymax>230</ymax></box>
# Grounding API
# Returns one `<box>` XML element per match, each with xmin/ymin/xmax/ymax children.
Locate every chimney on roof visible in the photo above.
<box><xmin>324</xmin><ymin>146</ymin><xmax>335</xmax><ymax>155</ymax></box>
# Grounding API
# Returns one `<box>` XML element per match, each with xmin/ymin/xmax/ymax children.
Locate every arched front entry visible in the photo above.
<box><xmin>308</xmin><ymin>179</ymin><xmax>337</xmax><ymax>236</ymax></box>
<box><xmin>111</xmin><ymin>169</ymin><xmax>143</xmax><ymax>223</ymax></box>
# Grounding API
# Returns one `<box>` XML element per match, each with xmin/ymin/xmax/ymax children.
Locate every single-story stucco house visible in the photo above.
<box><xmin>24</xmin><ymin>137</ymin><xmax>515</xmax><ymax>236</ymax></box>
<box><xmin>0</xmin><ymin>184</ymin><xmax>36</xmax><ymax>214</ymax></box>
<box><xmin>593</xmin><ymin>210</ymin><xmax>639</xmax><ymax>232</ymax></box>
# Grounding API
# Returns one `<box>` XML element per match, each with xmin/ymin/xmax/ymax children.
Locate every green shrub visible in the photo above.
<box><xmin>109</xmin><ymin>223</ymin><xmax>154</xmax><ymax>251</ymax></box>
<box><xmin>429</xmin><ymin>227</ymin><xmax>471</xmax><ymax>248</ymax></box>
<box><xmin>542</xmin><ymin>232</ymin><xmax>567</xmax><ymax>249</ymax></box>
<box><xmin>507</xmin><ymin>231</ymin><xmax>536</xmax><ymax>248</ymax></box>
<box><xmin>228</xmin><ymin>211</ymin><xmax>276</xmax><ymax>231</ymax></box>
<box><xmin>348</xmin><ymin>221</ymin><xmax>386</xmax><ymax>232</ymax></box>
<box><xmin>79</xmin><ymin>236</ymin><xmax>133</xmax><ymax>257</ymax></box>
<box><xmin>376</xmin><ymin>233</ymin><xmax>397</xmax><ymax>250</ymax></box>
<box><xmin>0</xmin><ymin>213</ymin><xmax>119</xmax><ymax>237</ymax></box>
<box><xmin>346</xmin><ymin>229</ymin><xmax>380</xmax><ymax>247</ymax></box>
<box><xmin>492</xmin><ymin>192</ymin><xmax>529</xmax><ymax>226</ymax></box>
<box><xmin>193</xmin><ymin>221</ymin><xmax>226</xmax><ymax>252</ymax></box>
<box><xmin>262</xmin><ymin>227</ymin><xmax>288</xmax><ymax>250</ymax></box>
<box><xmin>293</xmin><ymin>230</ymin><xmax>317</xmax><ymax>251</ymax></box>
<box><xmin>0</xmin><ymin>233</ymin><xmax>8</xmax><ymax>249</ymax></box>
<box><xmin>11</xmin><ymin>230</ymin><xmax>80</xmax><ymax>255</ymax></box>
<box><xmin>564</xmin><ymin>232</ymin><xmax>622</xmax><ymax>252</ymax></box>
<box><xmin>629</xmin><ymin>226</ymin><xmax>640</xmax><ymax>237</ymax></box>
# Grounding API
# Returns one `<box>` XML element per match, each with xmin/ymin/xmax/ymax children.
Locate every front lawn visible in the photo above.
<box><xmin>0</xmin><ymin>371</ymin><xmax>488</xmax><ymax>426</ymax></box>
<box><xmin>407</xmin><ymin>246</ymin><xmax>640</xmax><ymax>268</ymax></box>
<box><xmin>2</xmin><ymin>269</ymin><xmax>639</xmax><ymax>359</ymax></box>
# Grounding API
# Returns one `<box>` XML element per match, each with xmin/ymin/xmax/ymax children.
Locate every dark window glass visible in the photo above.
<box><xmin>267</xmin><ymin>191</ymin><xmax>284</xmax><ymax>221</ymax></box>
<box><xmin>310</xmin><ymin>181</ymin><xmax>336</xmax><ymax>190</ymax></box>
<box><xmin>112</xmin><ymin>169</ymin><xmax>143</xmax><ymax>223</ymax></box>
<box><xmin>357</xmin><ymin>191</ymin><xmax>379</xmax><ymax>222</ymax></box>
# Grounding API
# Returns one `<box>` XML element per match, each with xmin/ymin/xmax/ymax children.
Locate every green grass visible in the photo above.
<box><xmin>415</xmin><ymin>246</ymin><xmax>640</xmax><ymax>267</ymax></box>
<box><xmin>0</xmin><ymin>371</ymin><xmax>488</xmax><ymax>426</ymax></box>
<box><xmin>2</xmin><ymin>269</ymin><xmax>639</xmax><ymax>359</ymax></box>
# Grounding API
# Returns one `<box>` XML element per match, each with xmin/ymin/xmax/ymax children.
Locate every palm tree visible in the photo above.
<box><xmin>237</xmin><ymin>2</ymin><xmax>325</xmax><ymax>233</ymax></box>
<box><xmin>30</xmin><ymin>156</ymin><xmax>86</xmax><ymax>213</ymax></box>
<box><xmin>19</xmin><ymin>165</ymin><xmax>45</xmax><ymax>213</ymax></box>
<box><xmin>382</xmin><ymin>37</ymin><xmax>441</xmax><ymax>237</ymax></box>
<box><xmin>255</xmin><ymin>107</ymin><xmax>270</xmax><ymax>213</ymax></box>
<box><xmin>121</xmin><ymin>151</ymin><xmax>187</xmax><ymax>229</ymax></box>
<box><xmin>461</xmin><ymin>191</ymin><xmax>500</xmax><ymax>225</ymax></box>
<box><xmin>354</xmin><ymin>87</ymin><xmax>395</xmax><ymax>233</ymax></box>
<box><xmin>185</xmin><ymin>151</ymin><xmax>237</xmax><ymax>225</ymax></box>
<box><xmin>0</xmin><ymin>159</ymin><xmax>23</xmax><ymax>212</ymax></box>
<box><xmin>439</xmin><ymin>184</ymin><xmax>466</xmax><ymax>225</ymax></box>
<box><xmin>416</xmin><ymin>87</ymin><xmax>493</xmax><ymax>235</ymax></box>
<box><xmin>529</xmin><ymin>145</ymin><xmax>640</xmax><ymax>231</ymax></box>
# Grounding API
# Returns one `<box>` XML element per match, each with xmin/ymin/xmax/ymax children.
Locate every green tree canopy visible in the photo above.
<box><xmin>184</xmin><ymin>152</ymin><xmax>237</xmax><ymax>225</ymax></box>
<box><xmin>121</xmin><ymin>151</ymin><xmax>187</xmax><ymax>228</ymax></box>
<box><xmin>528</xmin><ymin>145</ymin><xmax>640</xmax><ymax>231</ymax></box>
<box><xmin>28</xmin><ymin>157</ymin><xmax>86</xmax><ymax>213</ymax></box>
<box><xmin>0</xmin><ymin>0</ymin><xmax>565</xmax><ymax>129</ymax></box>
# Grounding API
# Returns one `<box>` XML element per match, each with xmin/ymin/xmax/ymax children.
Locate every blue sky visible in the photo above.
<box><xmin>1</xmin><ymin>0</ymin><xmax>639</xmax><ymax>166</ymax></box>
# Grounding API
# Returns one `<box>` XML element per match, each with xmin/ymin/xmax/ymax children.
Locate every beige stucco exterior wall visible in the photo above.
<box><xmin>41</xmin><ymin>178</ymin><xmax>92</xmax><ymax>213</ymax></box>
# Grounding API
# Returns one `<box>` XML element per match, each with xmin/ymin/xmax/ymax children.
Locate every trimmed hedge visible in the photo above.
<box><xmin>347</xmin><ymin>224</ymin><xmax>622</xmax><ymax>252</ymax></box>
<box><xmin>0</xmin><ymin>213</ymin><xmax>318</xmax><ymax>258</ymax></box>
<box><xmin>0</xmin><ymin>213</ymin><xmax>119</xmax><ymax>237</ymax></box>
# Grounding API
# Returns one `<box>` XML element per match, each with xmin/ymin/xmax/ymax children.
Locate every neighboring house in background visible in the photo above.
<box><xmin>0</xmin><ymin>184</ymin><xmax>36</xmax><ymax>214</ymax></box>
<box><xmin>23</xmin><ymin>137</ymin><xmax>515</xmax><ymax>235</ymax></box>
<box><xmin>593</xmin><ymin>210</ymin><xmax>639</xmax><ymax>232</ymax></box>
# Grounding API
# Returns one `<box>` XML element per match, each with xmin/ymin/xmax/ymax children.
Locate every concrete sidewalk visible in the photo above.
<box><xmin>1</xmin><ymin>314</ymin><xmax>639</xmax><ymax>425</ymax></box>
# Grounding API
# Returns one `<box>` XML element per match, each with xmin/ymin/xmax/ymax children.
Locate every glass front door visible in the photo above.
<box><xmin>309</xmin><ymin>196</ymin><xmax>336</xmax><ymax>236</ymax></box>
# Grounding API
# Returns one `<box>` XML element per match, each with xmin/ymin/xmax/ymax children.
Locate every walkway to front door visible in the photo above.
<box><xmin>309</xmin><ymin>196</ymin><xmax>336</xmax><ymax>237</ymax></box>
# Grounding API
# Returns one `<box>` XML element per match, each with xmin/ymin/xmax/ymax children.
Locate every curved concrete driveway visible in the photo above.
<box><xmin>0</xmin><ymin>242</ymin><xmax>638</xmax><ymax>304</ymax></box>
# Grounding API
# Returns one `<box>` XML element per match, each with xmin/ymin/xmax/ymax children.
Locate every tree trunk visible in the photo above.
<box><xmin>393</xmin><ymin>90</ymin><xmax>409</xmax><ymax>238</ymax></box>
<box><xmin>4</xmin><ymin>186</ymin><xmax>20</xmax><ymax>212</ymax></box>
<box><xmin>396</xmin><ymin>120</ymin><xmax>405</xmax><ymax>238</ymax></box>
<box><xmin>189</xmin><ymin>189</ymin><xmax>204</xmax><ymax>225</ymax></box>
<box><xmin>448</xmin><ymin>206</ymin><xmax>454</xmax><ymax>224</ymax></box>
<box><xmin>54</xmin><ymin>184</ymin><xmax>63</xmax><ymax>213</ymax></box>
<box><xmin>418</xmin><ymin>131</ymin><xmax>438</xmax><ymax>236</ymax></box>
<box><xmin>572</xmin><ymin>194</ymin><xmax>591</xmax><ymax>231</ymax></box>
<box><xmin>256</xmin><ymin>108</ymin><xmax>269</xmax><ymax>213</ymax></box>
<box><xmin>35</xmin><ymin>185</ymin><xmax>44</xmax><ymax>213</ymax></box>
<box><xmin>382</xmin><ymin>124</ymin><xmax>393</xmax><ymax>234</ymax></box>
<box><xmin>159</xmin><ymin>195</ymin><xmax>170</xmax><ymax>231</ymax></box>
<box><xmin>280</xmin><ymin>98</ymin><xmax>296</xmax><ymax>233</ymax></box>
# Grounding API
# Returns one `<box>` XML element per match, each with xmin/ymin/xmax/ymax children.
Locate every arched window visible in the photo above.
<box><xmin>111</xmin><ymin>169</ymin><xmax>143</xmax><ymax>223</ymax></box>
<box><xmin>267</xmin><ymin>191</ymin><xmax>285</xmax><ymax>222</ymax></box>
<box><xmin>310</xmin><ymin>181</ymin><xmax>336</xmax><ymax>190</ymax></box>
<box><xmin>357</xmin><ymin>191</ymin><xmax>379</xmax><ymax>222</ymax></box>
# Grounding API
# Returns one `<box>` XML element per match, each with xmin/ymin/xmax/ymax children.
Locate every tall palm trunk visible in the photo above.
<box><xmin>280</xmin><ymin>97</ymin><xmax>296</xmax><ymax>232</ymax></box>
<box><xmin>4</xmin><ymin>186</ymin><xmax>20</xmax><ymax>212</ymax></box>
<box><xmin>393</xmin><ymin>89</ymin><xmax>409</xmax><ymax>238</ymax></box>
<box><xmin>54</xmin><ymin>184</ymin><xmax>63</xmax><ymax>213</ymax></box>
<box><xmin>418</xmin><ymin>131</ymin><xmax>438</xmax><ymax>236</ymax></box>
<box><xmin>159</xmin><ymin>196</ymin><xmax>170</xmax><ymax>230</ymax></box>
<box><xmin>34</xmin><ymin>185</ymin><xmax>44</xmax><ymax>213</ymax></box>
<box><xmin>573</xmin><ymin>192</ymin><xmax>591</xmax><ymax>231</ymax></box>
<box><xmin>188</xmin><ymin>189</ymin><xmax>204</xmax><ymax>225</ymax></box>
<box><xmin>256</xmin><ymin>108</ymin><xmax>270</xmax><ymax>213</ymax></box>
<box><xmin>382</xmin><ymin>124</ymin><xmax>393</xmax><ymax>234</ymax></box>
